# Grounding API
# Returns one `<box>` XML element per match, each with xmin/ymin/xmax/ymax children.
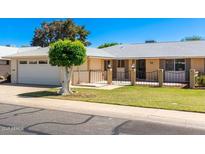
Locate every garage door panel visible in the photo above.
<box><xmin>18</xmin><ymin>63</ymin><xmax>61</xmax><ymax>85</ymax></box>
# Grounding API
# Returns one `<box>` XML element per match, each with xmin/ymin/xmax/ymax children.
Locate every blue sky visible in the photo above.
<box><xmin>0</xmin><ymin>18</ymin><xmax>205</xmax><ymax>47</ymax></box>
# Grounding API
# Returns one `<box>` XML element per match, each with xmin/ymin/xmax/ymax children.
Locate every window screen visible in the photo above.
<box><xmin>165</xmin><ymin>59</ymin><xmax>186</xmax><ymax>71</ymax></box>
<box><xmin>175</xmin><ymin>59</ymin><xmax>185</xmax><ymax>71</ymax></box>
<box><xmin>117</xmin><ymin>60</ymin><xmax>125</xmax><ymax>67</ymax></box>
<box><xmin>165</xmin><ymin>59</ymin><xmax>174</xmax><ymax>71</ymax></box>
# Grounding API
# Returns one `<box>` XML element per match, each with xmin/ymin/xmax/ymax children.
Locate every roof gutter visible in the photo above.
<box><xmin>2</xmin><ymin>55</ymin><xmax>48</xmax><ymax>59</ymax></box>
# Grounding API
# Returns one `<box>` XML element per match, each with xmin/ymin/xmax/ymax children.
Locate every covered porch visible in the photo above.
<box><xmin>103</xmin><ymin>59</ymin><xmax>159</xmax><ymax>83</ymax></box>
<box><xmin>103</xmin><ymin>58</ymin><xmax>191</xmax><ymax>83</ymax></box>
<box><xmin>72</xmin><ymin>57</ymin><xmax>196</xmax><ymax>87</ymax></box>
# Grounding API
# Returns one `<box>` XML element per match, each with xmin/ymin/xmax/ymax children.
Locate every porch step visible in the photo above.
<box><xmin>77</xmin><ymin>83</ymin><xmax>108</xmax><ymax>87</ymax></box>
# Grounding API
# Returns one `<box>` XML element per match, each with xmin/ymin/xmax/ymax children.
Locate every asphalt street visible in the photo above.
<box><xmin>0</xmin><ymin>103</ymin><xmax>205</xmax><ymax>135</ymax></box>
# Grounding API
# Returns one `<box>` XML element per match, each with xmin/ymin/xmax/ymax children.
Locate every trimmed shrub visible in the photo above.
<box><xmin>196</xmin><ymin>75</ymin><xmax>205</xmax><ymax>86</ymax></box>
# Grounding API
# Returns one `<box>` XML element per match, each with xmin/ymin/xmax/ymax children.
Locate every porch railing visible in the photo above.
<box><xmin>90</xmin><ymin>70</ymin><xmax>107</xmax><ymax>83</ymax></box>
<box><xmin>72</xmin><ymin>68</ymin><xmax>192</xmax><ymax>88</ymax></box>
<box><xmin>72</xmin><ymin>70</ymin><xmax>107</xmax><ymax>85</ymax></box>
<box><xmin>135</xmin><ymin>70</ymin><xmax>159</xmax><ymax>86</ymax></box>
<box><xmin>137</xmin><ymin>70</ymin><xmax>158</xmax><ymax>82</ymax></box>
<box><xmin>164</xmin><ymin>71</ymin><xmax>189</xmax><ymax>83</ymax></box>
<box><xmin>112</xmin><ymin>70</ymin><xmax>131</xmax><ymax>85</ymax></box>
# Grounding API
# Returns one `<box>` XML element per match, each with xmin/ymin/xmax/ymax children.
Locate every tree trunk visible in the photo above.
<box><xmin>67</xmin><ymin>66</ymin><xmax>73</xmax><ymax>94</ymax></box>
<box><xmin>59</xmin><ymin>66</ymin><xmax>73</xmax><ymax>95</ymax></box>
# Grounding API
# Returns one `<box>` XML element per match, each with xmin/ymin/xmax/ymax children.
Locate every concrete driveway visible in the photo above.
<box><xmin>0</xmin><ymin>83</ymin><xmax>53</xmax><ymax>97</ymax></box>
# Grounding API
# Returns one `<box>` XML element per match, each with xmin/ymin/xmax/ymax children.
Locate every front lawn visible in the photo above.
<box><xmin>19</xmin><ymin>86</ymin><xmax>205</xmax><ymax>113</ymax></box>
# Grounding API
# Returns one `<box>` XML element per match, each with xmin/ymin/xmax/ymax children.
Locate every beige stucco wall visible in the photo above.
<box><xmin>72</xmin><ymin>57</ymin><xmax>104</xmax><ymax>85</ymax></box>
<box><xmin>145</xmin><ymin>59</ymin><xmax>159</xmax><ymax>80</ymax></box>
<box><xmin>146</xmin><ymin>59</ymin><xmax>159</xmax><ymax>72</ymax></box>
<box><xmin>66</xmin><ymin>57</ymin><xmax>103</xmax><ymax>72</ymax></box>
<box><xmin>191</xmin><ymin>58</ymin><xmax>205</xmax><ymax>72</ymax></box>
<box><xmin>89</xmin><ymin>58</ymin><xmax>103</xmax><ymax>70</ymax></box>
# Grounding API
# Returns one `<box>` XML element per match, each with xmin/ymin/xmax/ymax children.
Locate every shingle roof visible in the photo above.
<box><xmin>4</xmin><ymin>40</ymin><xmax>205</xmax><ymax>59</ymax></box>
<box><xmin>86</xmin><ymin>47</ymin><xmax>114</xmax><ymax>58</ymax></box>
<box><xmin>8</xmin><ymin>47</ymin><xmax>49</xmax><ymax>58</ymax></box>
<box><xmin>0</xmin><ymin>46</ymin><xmax>18</xmax><ymax>59</ymax></box>
<box><xmin>17</xmin><ymin>46</ymin><xmax>41</xmax><ymax>53</ymax></box>
<box><xmin>0</xmin><ymin>46</ymin><xmax>41</xmax><ymax>60</ymax></box>
<box><xmin>103</xmin><ymin>41</ymin><xmax>205</xmax><ymax>59</ymax></box>
<box><xmin>4</xmin><ymin>47</ymin><xmax>115</xmax><ymax>58</ymax></box>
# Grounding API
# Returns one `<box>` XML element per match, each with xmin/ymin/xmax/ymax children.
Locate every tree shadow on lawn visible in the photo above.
<box><xmin>18</xmin><ymin>90</ymin><xmax>96</xmax><ymax>99</ymax></box>
<box><xmin>18</xmin><ymin>91</ymin><xmax>60</xmax><ymax>98</ymax></box>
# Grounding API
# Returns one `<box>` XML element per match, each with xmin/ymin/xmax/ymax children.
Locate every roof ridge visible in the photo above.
<box><xmin>125</xmin><ymin>40</ymin><xmax>205</xmax><ymax>45</ymax></box>
<box><xmin>101</xmin><ymin>40</ymin><xmax>205</xmax><ymax>50</ymax></box>
<box><xmin>0</xmin><ymin>46</ymin><xmax>18</xmax><ymax>49</ymax></box>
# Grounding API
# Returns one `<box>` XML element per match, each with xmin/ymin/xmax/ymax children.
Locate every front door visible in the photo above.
<box><xmin>116</xmin><ymin>60</ymin><xmax>125</xmax><ymax>80</ymax></box>
<box><xmin>136</xmin><ymin>59</ymin><xmax>146</xmax><ymax>79</ymax></box>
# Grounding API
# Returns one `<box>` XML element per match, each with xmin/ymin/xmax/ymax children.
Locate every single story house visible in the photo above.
<box><xmin>4</xmin><ymin>40</ymin><xmax>205</xmax><ymax>85</ymax></box>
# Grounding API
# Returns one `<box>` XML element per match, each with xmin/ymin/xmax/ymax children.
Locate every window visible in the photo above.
<box><xmin>0</xmin><ymin>60</ymin><xmax>9</xmax><ymax>65</ymax></box>
<box><xmin>39</xmin><ymin>60</ymin><xmax>48</xmax><ymax>64</ymax></box>
<box><xmin>165</xmin><ymin>59</ymin><xmax>185</xmax><ymax>71</ymax></box>
<box><xmin>19</xmin><ymin>61</ymin><xmax>27</xmax><ymax>64</ymax></box>
<box><xmin>29</xmin><ymin>60</ymin><xmax>37</xmax><ymax>64</ymax></box>
<box><xmin>175</xmin><ymin>59</ymin><xmax>185</xmax><ymax>71</ymax></box>
<box><xmin>117</xmin><ymin>60</ymin><xmax>125</xmax><ymax>67</ymax></box>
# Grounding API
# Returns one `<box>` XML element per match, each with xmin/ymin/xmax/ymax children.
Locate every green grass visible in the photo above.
<box><xmin>19</xmin><ymin>86</ymin><xmax>205</xmax><ymax>113</ymax></box>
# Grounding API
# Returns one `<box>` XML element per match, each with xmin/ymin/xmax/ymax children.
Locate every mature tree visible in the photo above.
<box><xmin>181</xmin><ymin>36</ymin><xmax>204</xmax><ymax>41</ymax></box>
<box><xmin>49</xmin><ymin>40</ymin><xmax>86</xmax><ymax>95</ymax></box>
<box><xmin>31</xmin><ymin>19</ymin><xmax>90</xmax><ymax>47</ymax></box>
<box><xmin>98</xmin><ymin>42</ymin><xmax>120</xmax><ymax>49</ymax></box>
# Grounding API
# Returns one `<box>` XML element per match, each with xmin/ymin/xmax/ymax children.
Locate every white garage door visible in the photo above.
<box><xmin>18</xmin><ymin>60</ymin><xmax>61</xmax><ymax>85</ymax></box>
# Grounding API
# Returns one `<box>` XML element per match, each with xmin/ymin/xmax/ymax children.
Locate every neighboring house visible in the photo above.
<box><xmin>0</xmin><ymin>46</ymin><xmax>19</xmax><ymax>78</ymax></box>
<box><xmin>0</xmin><ymin>46</ymin><xmax>40</xmax><ymax>79</ymax></box>
<box><xmin>5</xmin><ymin>40</ymin><xmax>205</xmax><ymax>85</ymax></box>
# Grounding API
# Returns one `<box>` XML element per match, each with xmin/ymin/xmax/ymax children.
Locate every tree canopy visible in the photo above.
<box><xmin>31</xmin><ymin>19</ymin><xmax>90</xmax><ymax>47</ymax></box>
<box><xmin>98</xmin><ymin>42</ymin><xmax>120</xmax><ymax>49</ymax></box>
<box><xmin>181</xmin><ymin>36</ymin><xmax>204</xmax><ymax>42</ymax></box>
<box><xmin>49</xmin><ymin>39</ymin><xmax>86</xmax><ymax>95</ymax></box>
<box><xmin>49</xmin><ymin>39</ymin><xmax>86</xmax><ymax>67</ymax></box>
